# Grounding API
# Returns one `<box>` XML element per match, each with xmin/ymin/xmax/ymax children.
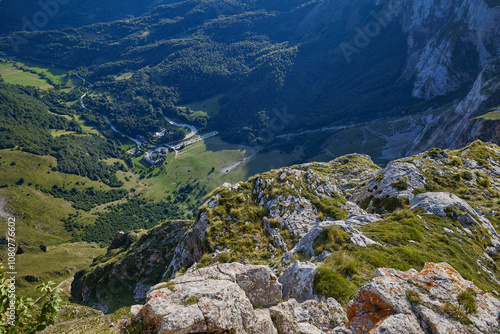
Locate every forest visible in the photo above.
<box><xmin>0</xmin><ymin>80</ymin><xmax>128</xmax><ymax>186</ymax></box>
<box><xmin>0</xmin><ymin>0</ymin><xmax>455</xmax><ymax>145</ymax></box>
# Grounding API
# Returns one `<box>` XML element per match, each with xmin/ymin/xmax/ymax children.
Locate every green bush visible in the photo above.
<box><xmin>458</xmin><ymin>288</ymin><xmax>477</xmax><ymax>314</ymax></box>
<box><xmin>313</xmin><ymin>226</ymin><xmax>350</xmax><ymax>254</ymax></box>
<box><xmin>313</xmin><ymin>268</ymin><xmax>358</xmax><ymax>305</ymax></box>
<box><xmin>0</xmin><ymin>271</ymin><xmax>62</xmax><ymax>334</ymax></box>
<box><xmin>439</xmin><ymin>302</ymin><xmax>471</xmax><ymax>325</ymax></box>
<box><xmin>405</xmin><ymin>290</ymin><xmax>421</xmax><ymax>304</ymax></box>
<box><xmin>184</xmin><ymin>296</ymin><xmax>198</xmax><ymax>306</ymax></box>
<box><xmin>391</xmin><ymin>177</ymin><xmax>408</xmax><ymax>191</ymax></box>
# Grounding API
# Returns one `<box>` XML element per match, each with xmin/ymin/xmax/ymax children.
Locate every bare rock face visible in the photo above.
<box><xmin>136</xmin><ymin>262</ymin><xmax>349</xmax><ymax>334</ymax></box>
<box><xmin>279</xmin><ymin>261</ymin><xmax>317</xmax><ymax>302</ymax></box>
<box><xmin>410</xmin><ymin>192</ymin><xmax>479</xmax><ymax>218</ymax></box>
<box><xmin>346</xmin><ymin>262</ymin><xmax>500</xmax><ymax>334</ymax></box>
<box><xmin>270</xmin><ymin>298</ymin><xmax>347</xmax><ymax>334</ymax></box>
<box><xmin>143</xmin><ymin>279</ymin><xmax>256</xmax><ymax>334</ymax></box>
<box><xmin>173</xmin><ymin>262</ymin><xmax>282</xmax><ymax>308</ymax></box>
<box><xmin>351</xmin><ymin>161</ymin><xmax>426</xmax><ymax>211</ymax></box>
<box><xmin>248</xmin><ymin>309</ymin><xmax>278</xmax><ymax>334</ymax></box>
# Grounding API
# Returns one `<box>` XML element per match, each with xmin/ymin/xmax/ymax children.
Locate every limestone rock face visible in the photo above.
<box><xmin>139</xmin><ymin>262</ymin><xmax>349</xmax><ymax>334</ymax></box>
<box><xmin>270</xmin><ymin>298</ymin><xmax>347</xmax><ymax>334</ymax></box>
<box><xmin>143</xmin><ymin>279</ymin><xmax>255</xmax><ymax>334</ymax></box>
<box><xmin>351</xmin><ymin>161</ymin><xmax>426</xmax><ymax>211</ymax></box>
<box><xmin>346</xmin><ymin>262</ymin><xmax>500</xmax><ymax>334</ymax></box>
<box><xmin>279</xmin><ymin>261</ymin><xmax>317</xmax><ymax>302</ymax></box>
<box><xmin>248</xmin><ymin>309</ymin><xmax>278</xmax><ymax>334</ymax></box>
<box><xmin>173</xmin><ymin>262</ymin><xmax>282</xmax><ymax>308</ymax></box>
<box><xmin>410</xmin><ymin>192</ymin><xmax>479</xmax><ymax>218</ymax></box>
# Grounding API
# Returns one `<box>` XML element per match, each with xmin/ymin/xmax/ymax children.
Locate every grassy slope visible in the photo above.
<box><xmin>140</xmin><ymin>137</ymin><xmax>257</xmax><ymax>202</ymax></box>
<box><xmin>180</xmin><ymin>93</ymin><xmax>224</xmax><ymax>118</ymax></box>
<box><xmin>14</xmin><ymin>242</ymin><xmax>105</xmax><ymax>297</ymax></box>
<box><xmin>0</xmin><ymin>149</ymin><xmax>142</xmax><ymax>278</ymax></box>
<box><xmin>315</xmin><ymin>142</ymin><xmax>500</xmax><ymax>305</ymax></box>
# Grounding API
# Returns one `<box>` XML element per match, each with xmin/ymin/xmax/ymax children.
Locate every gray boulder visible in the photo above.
<box><xmin>143</xmin><ymin>279</ymin><xmax>255</xmax><ymax>334</ymax></box>
<box><xmin>173</xmin><ymin>262</ymin><xmax>282</xmax><ymax>308</ymax></box>
<box><xmin>346</xmin><ymin>262</ymin><xmax>500</xmax><ymax>334</ymax></box>
<box><xmin>270</xmin><ymin>298</ymin><xmax>347</xmax><ymax>334</ymax></box>
<box><xmin>351</xmin><ymin>161</ymin><xmax>426</xmax><ymax>210</ymax></box>
<box><xmin>279</xmin><ymin>261</ymin><xmax>317</xmax><ymax>302</ymax></box>
<box><xmin>410</xmin><ymin>192</ymin><xmax>478</xmax><ymax>218</ymax></box>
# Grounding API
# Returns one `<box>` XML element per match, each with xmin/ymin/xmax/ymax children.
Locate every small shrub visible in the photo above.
<box><xmin>450</xmin><ymin>156</ymin><xmax>463</xmax><ymax>166</ymax></box>
<box><xmin>458</xmin><ymin>288</ymin><xmax>477</xmax><ymax>314</ymax></box>
<box><xmin>477</xmin><ymin>176</ymin><xmax>491</xmax><ymax>188</ymax></box>
<box><xmin>382</xmin><ymin>196</ymin><xmax>410</xmax><ymax>212</ymax></box>
<box><xmin>313</xmin><ymin>268</ymin><xmax>358</xmax><ymax>305</ymax></box>
<box><xmin>184</xmin><ymin>296</ymin><xmax>198</xmax><ymax>306</ymax></box>
<box><xmin>360</xmin><ymin>195</ymin><xmax>373</xmax><ymax>210</ymax></box>
<box><xmin>217</xmin><ymin>251</ymin><xmax>231</xmax><ymax>263</ymax></box>
<box><xmin>268</xmin><ymin>218</ymin><xmax>280</xmax><ymax>229</ymax></box>
<box><xmin>391</xmin><ymin>177</ymin><xmax>408</xmax><ymax>191</ymax></box>
<box><xmin>314</xmin><ymin>226</ymin><xmax>350</xmax><ymax>254</ymax></box>
<box><xmin>439</xmin><ymin>302</ymin><xmax>471</xmax><ymax>325</ymax></box>
<box><xmin>405</xmin><ymin>290</ymin><xmax>421</xmax><ymax>304</ymax></box>
<box><xmin>461</xmin><ymin>171</ymin><xmax>473</xmax><ymax>181</ymax></box>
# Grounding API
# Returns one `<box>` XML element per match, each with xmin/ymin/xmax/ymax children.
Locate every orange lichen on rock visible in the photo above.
<box><xmin>345</xmin><ymin>262</ymin><xmax>500</xmax><ymax>334</ymax></box>
<box><xmin>347</xmin><ymin>289</ymin><xmax>397</xmax><ymax>333</ymax></box>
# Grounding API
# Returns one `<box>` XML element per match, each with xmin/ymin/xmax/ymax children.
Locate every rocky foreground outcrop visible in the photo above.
<box><xmin>131</xmin><ymin>262</ymin><xmax>346</xmax><ymax>334</ymax></box>
<box><xmin>347</xmin><ymin>262</ymin><xmax>500</xmax><ymax>334</ymax></box>
<box><xmin>77</xmin><ymin>142</ymin><xmax>500</xmax><ymax>319</ymax></box>
<box><xmin>128</xmin><ymin>262</ymin><xmax>499</xmax><ymax>334</ymax></box>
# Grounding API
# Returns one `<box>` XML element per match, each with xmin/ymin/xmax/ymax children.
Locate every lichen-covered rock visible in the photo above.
<box><xmin>248</xmin><ymin>309</ymin><xmax>278</xmax><ymax>334</ymax></box>
<box><xmin>297</xmin><ymin>322</ymin><xmax>323</xmax><ymax>334</ymax></box>
<box><xmin>270</xmin><ymin>300</ymin><xmax>299</xmax><ymax>334</ymax></box>
<box><xmin>351</xmin><ymin>161</ymin><xmax>426</xmax><ymax>210</ymax></box>
<box><xmin>173</xmin><ymin>262</ymin><xmax>282</xmax><ymax>308</ymax></box>
<box><xmin>270</xmin><ymin>298</ymin><xmax>347</xmax><ymax>334</ymax></box>
<box><xmin>369</xmin><ymin>313</ymin><xmax>423</xmax><ymax>334</ymax></box>
<box><xmin>130</xmin><ymin>305</ymin><xmax>143</xmax><ymax>322</ymax></box>
<box><xmin>346</xmin><ymin>262</ymin><xmax>500</xmax><ymax>334</ymax></box>
<box><xmin>279</xmin><ymin>261</ymin><xmax>317</xmax><ymax>302</ymax></box>
<box><xmin>143</xmin><ymin>278</ymin><xmax>256</xmax><ymax>334</ymax></box>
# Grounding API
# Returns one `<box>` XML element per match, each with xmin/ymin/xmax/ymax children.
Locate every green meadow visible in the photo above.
<box><xmin>181</xmin><ymin>94</ymin><xmax>224</xmax><ymax>117</ymax></box>
<box><xmin>0</xmin><ymin>57</ymin><xmax>76</xmax><ymax>89</ymax></box>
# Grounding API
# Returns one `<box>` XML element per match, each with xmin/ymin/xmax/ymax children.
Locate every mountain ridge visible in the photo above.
<box><xmin>68</xmin><ymin>141</ymin><xmax>500</xmax><ymax>329</ymax></box>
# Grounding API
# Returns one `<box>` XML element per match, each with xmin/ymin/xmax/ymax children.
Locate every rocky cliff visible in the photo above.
<box><xmin>71</xmin><ymin>220</ymin><xmax>190</xmax><ymax>313</ymax></box>
<box><xmin>71</xmin><ymin>141</ymin><xmax>500</xmax><ymax>333</ymax></box>
<box><xmin>129</xmin><ymin>262</ymin><xmax>500</xmax><ymax>333</ymax></box>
